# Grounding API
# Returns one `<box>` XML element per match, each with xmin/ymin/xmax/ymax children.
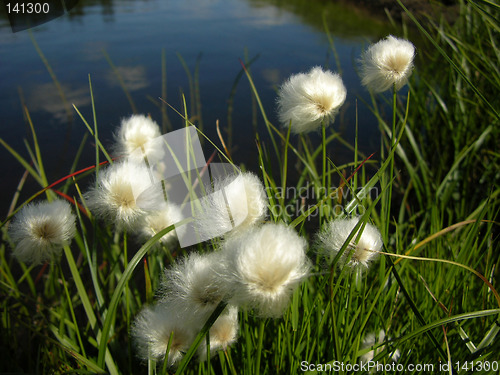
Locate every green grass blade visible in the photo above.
<box><xmin>97</xmin><ymin>220</ymin><xmax>191</xmax><ymax>368</ymax></box>
<box><xmin>174</xmin><ymin>301</ymin><xmax>228</xmax><ymax>375</ymax></box>
<box><xmin>396</xmin><ymin>0</ymin><xmax>499</xmax><ymax>120</ymax></box>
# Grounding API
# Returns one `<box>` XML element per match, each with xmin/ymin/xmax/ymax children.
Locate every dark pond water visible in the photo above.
<box><xmin>0</xmin><ymin>0</ymin><xmax>397</xmax><ymax>216</ymax></box>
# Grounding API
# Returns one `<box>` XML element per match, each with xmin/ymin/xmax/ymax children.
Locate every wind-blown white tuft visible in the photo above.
<box><xmin>159</xmin><ymin>252</ymin><xmax>227</xmax><ymax>323</ymax></box>
<box><xmin>8</xmin><ymin>199</ymin><xmax>76</xmax><ymax>265</ymax></box>
<box><xmin>277</xmin><ymin>66</ymin><xmax>347</xmax><ymax>134</ymax></box>
<box><xmin>317</xmin><ymin>217</ymin><xmax>383</xmax><ymax>269</ymax></box>
<box><xmin>360</xmin><ymin>35</ymin><xmax>415</xmax><ymax>93</ymax></box>
<box><xmin>360</xmin><ymin>330</ymin><xmax>400</xmax><ymax>365</ymax></box>
<box><xmin>220</xmin><ymin>223</ymin><xmax>310</xmax><ymax>318</ymax></box>
<box><xmin>194</xmin><ymin>172</ymin><xmax>267</xmax><ymax>240</ymax></box>
<box><xmin>138</xmin><ymin>203</ymin><xmax>184</xmax><ymax>246</ymax></box>
<box><xmin>84</xmin><ymin>161</ymin><xmax>159</xmax><ymax>230</ymax></box>
<box><xmin>198</xmin><ymin>305</ymin><xmax>239</xmax><ymax>359</ymax></box>
<box><xmin>131</xmin><ymin>303</ymin><xmax>195</xmax><ymax>366</ymax></box>
<box><xmin>114</xmin><ymin>114</ymin><xmax>162</xmax><ymax>160</ymax></box>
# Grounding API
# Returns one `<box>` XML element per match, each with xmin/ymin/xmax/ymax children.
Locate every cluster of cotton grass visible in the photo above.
<box><xmin>275</xmin><ymin>34</ymin><xmax>414</xmax><ymax>363</ymax></box>
<box><xmin>80</xmin><ymin>116</ymin><xmax>310</xmax><ymax>366</ymax></box>
<box><xmin>276</xmin><ymin>34</ymin><xmax>414</xmax><ymax>270</ymax></box>
<box><xmin>131</xmin><ymin>34</ymin><xmax>414</xmax><ymax>367</ymax></box>
<box><xmin>83</xmin><ymin>114</ymin><xmax>183</xmax><ymax>245</ymax></box>
<box><xmin>131</xmin><ymin>170</ymin><xmax>312</xmax><ymax>365</ymax></box>
<box><xmin>277</xmin><ymin>35</ymin><xmax>414</xmax><ymax>134</ymax></box>
<box><xmin>6</xmin><ymin>34</ymin><xmax>414</xmax><ymax>369</ymax></box>
<box><xmin>6</xmin><ymin>114</ymin><xmax>180</xmax><ymax>267</ymax></box>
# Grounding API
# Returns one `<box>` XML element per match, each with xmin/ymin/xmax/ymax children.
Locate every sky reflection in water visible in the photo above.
<box><xmin>0</xmin><ymin>0</ymin><xmax>393</xmax><ymax>215</ymax></box>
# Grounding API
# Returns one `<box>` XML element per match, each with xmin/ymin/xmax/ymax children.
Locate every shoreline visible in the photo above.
<box><xmin>342</xmin><ymin>0</ymin><xmax>460</xmax><ymax>23</ymax></box>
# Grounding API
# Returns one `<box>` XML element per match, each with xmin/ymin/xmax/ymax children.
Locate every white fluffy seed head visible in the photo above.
<box><xmin>8</xmin><ymin>199</ymin><xmax>76</xmax><ymax>265</ymax></box>
<box><xmin>159</xmin><ymin>252</ymin><xmax>228</xmax><ymax>323</ymax></box>
<box><xmin>317</xmin><ymin>217</ymin><xmax>383</xmax><ymax>269</ymax></box>
<box><xmin>360</xmin><ymin>35</ymin><xmax>415</xmax><ymax>93</ymax></box>
<box><xmin>131</xmin><ymin>303</ymin><xmax>195</xmax><ymax>366</ymax></box>
<box><xmin>360</xmin><ymin>330</ymin><xmax>400</xmax><ymax>364</ymax></box>
<box><xmin>198</xmin><ymin>305</ymin><xmax>239</xmax><ymax>359</ymax></box>
<box><xmin>84</xmin><ymin>161</ymin><xmax>155</xmax><ymax>230</ymax></box>
<box><xmin>277</xmin><ymin>66</ymin><xmax>347</xmax><ymax>134</ymax></box>
<box><xmin>209</xmin><ymin>305</ymin><xmax>238</xmax><ymax>350</ymax></box>
<box><xmin>114</xmin><ymin>114</ymin><xmax>162</xmax><ymax>160</ymax></box>
<box><xmin>138</xmin><ymin>203</ymin><xmax>184</xmax><ymax>246</ymax></box>
<box><xmin>221</xmin><ymin>223</ymin><xmax>310</xmax><ymax>318</ymax></box>
<box><xmin>194</xmin><ymin>172</ymin><xmax>268</xmax><ymax>239</ymax></box>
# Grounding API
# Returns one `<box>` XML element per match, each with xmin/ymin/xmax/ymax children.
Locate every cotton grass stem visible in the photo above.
<box><xmin>384</xmin><ymin>84</ymin><xmax>398</xmax><ymax>241</ymax></box>
<box><xmin>255</xmin><ymin>319</ymin><xmax>266</xmax><ymax>375</ymax></box>
<box><xmin>280</xmin><ymin>123</ymin><xmax>292</xmax><ymax>215</ymax></box>
<box><xmin>322</xmin><ymin>121</ymin><xmax>326</xmax><ymax>197</ymax></box>
<box><xmin>89</xmin><ymin>75</ymin><xmax>99</xmax><ymax>179</ymax></box>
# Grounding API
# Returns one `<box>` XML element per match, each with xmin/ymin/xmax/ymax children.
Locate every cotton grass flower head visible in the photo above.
<box><xmin>221</xmin><ymin>223</ymin><xmax>310</xmax><ymax>318</ymax></box>
<box><xmin>8</xmin><ymin>199</ymin><xmax>76</xmax><ymax>265</ymax></box>
<box><xmin>197</xmin><ymin>305</ymin><xmax>239</xmax><ymax>360</ymax></box>
<box><xmin>160</xmin><ymin>252</ymin><xmax>228</xmax><ymax>323</ymax></box>
<box><xmin>84</xmin><ymin>161</ymin><xmax>159</xmax><ymax>230</ymax></box>
<box><xmin>193</xmin><ymin>172</ymin><xmax>267</xmax><ymax>240</ymax></box>
<box><xmin>132</xmin><ymin>303</ymin><xmax>195</xmax><ymax>366</ymax></box>
<box><xmin>317</xmin><ymin>217</ymin><xmax>383</xmax><ymax>269</ymax></box>
<box><xmin>277</xmin><ymin>66</ymin><xmax>347</xmax><ymax>134</ymax></box>
<box><xmin>138</xmin><ymin>203</ymin><xmax>184</xmax><ymax>246</ymax></box>
<box><xmin>360</xmin><ymin>330</ymin><xmax>400</xmax><ymax>365</ymax></box>
<box><xmin>360</xmin><ymin>35</ymin><xmax>415</xmax><ymax>93</ymax></box>
<box><xmin>114</xmin><ymin>114</ymin><xmax>162</xmax><ymax>160</ymax></box>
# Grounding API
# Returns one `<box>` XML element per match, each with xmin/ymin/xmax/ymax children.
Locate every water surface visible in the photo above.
<box><xmin>0</xmin><ymin>0</ymin><xmax>395</xmax><ymax>215</ymax></box>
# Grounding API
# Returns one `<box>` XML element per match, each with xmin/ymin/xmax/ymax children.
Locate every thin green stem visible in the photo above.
<box><xmin>384</xmin><ymin>84</ymin><xmax>398</xmax><ymax>242</ymax></box>
<box><xmin>255</xmin><ymin>319</ymin><xmax>266</xmax><ymax>375</ymax></box>
<box><xmin>58</xmin><ymin>265</ymin><xmax>86</xmax><ymax>359</ymax></box>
